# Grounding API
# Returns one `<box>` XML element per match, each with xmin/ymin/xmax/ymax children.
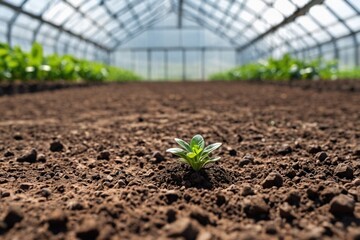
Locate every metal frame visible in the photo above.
<box><xmin>0</xmin><ymin>0</ymin><xmax>359</xmax><ymax>74</ymax></box>
<box><xmin>117</xmin><ymin>47</ymin><xmax>234</xmax><ymax>80</ymax></box>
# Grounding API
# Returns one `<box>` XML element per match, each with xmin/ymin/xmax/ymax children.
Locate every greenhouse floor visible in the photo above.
<box><xmin>0</xmin><ymin>82</ymin><xmax>359</xmax><ymax>240</ymax></box>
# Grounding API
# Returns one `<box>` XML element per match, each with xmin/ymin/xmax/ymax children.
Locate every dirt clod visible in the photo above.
<box><xmin>97</xmin><ymin>150</ymin><xmax>110</xmax><ymax>160</ymax></box>
<box><xmin>239</xmin><ymin>153</ymin><xmax>254</xmax><ymax>167</ymax></box>
<box><xmin>16</xmin><ymin>148</ymin><xmax>37</xmax><ymax>163</ymax></box>
<box><xmin>243</xmin><ymin>196</ymin><xmax>270</xmax><ymax>219</ymax></box>
<box><xmin>286</xmin><ymin>190</ymin><xmax>301</xmax><ymax>206</ymax></box>
<box><xmin>334</xmin><ymin>164</ymin><xmax>354</xmax><ymax>179</ymax></box>
<box><xmin>76</xmin><ymin>218</ymin><xmax>99</xmax><ymax>240</ymax></box>
<box><xmin>50</xmin><ymin>140</ymin><xmax>64</xmax><ymax>152</ymax></box>
<box><xmin>166</xmin><ymin>218</ymin><xmax>199</xmax><ymax>240</ymax></box>
<box><xmin>241</xmin><ymin>184</ymin><xmax>255</xmax><ymax>196</ymax></box>
<box><xmin>329</xmin><ymin>194</ymin><xmax>355</xmax><ymax>217</ymax></box>
<box><xmin>37</xmin><ymin>154</ymin><xmax>47</xmax><ymax>163</ymax></box>
<box><xmin>47</xmin><ymin>210</ymin><xmax>68</xmax><ymax>234</ymax></box>
<box><xmin>262</xmin><ymin>172</ymin><xmax>283</xmax><ymax>188</ymax></box>
<box><xmin>152</xmin><ymin>151</ymin><xmax>165</xmax><ymax>163</ymax></box>
<box><xmin>13</xmin><ymin>133</ymin><xmax>23</xmax><ymax>141</ymax></box>
<box><xmin>229</xmin><ymin>149</ymin><xmax>237</xmax><ymax>156</ymax></box>
<box><xmin>2</xmin><ymin>207</ymin><xmax>23</xmax><ymax>231</ymax></box>
<box><xmin>277</xmin><ymin>144</ymin><xmax>292</xmax><ymax>155</ymax></box>
<box><xmin>4</xmin><ymin>150</ymin><xmax>14</xmax><ymax>157</ymax></box>
<box><xmin>316</xmin><ymin>151</ymin><xmax>328</xmax><ymax>161</ymax></box>
<box><xmin>164</xmin><ymin>190</ymin><xmax>179</xmax><ymax>204</ymax></box>
<box><xmin>279</xmin><ymin>203</ymin><xmax>297</xmax><ymax>222</ymax></box>
<box><xmin>19</xmin><ymin>183</ymin><xmax>32</xmax><ymax>191</ymax></box>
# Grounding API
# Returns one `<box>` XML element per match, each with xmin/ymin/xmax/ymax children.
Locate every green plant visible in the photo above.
<box><xmin>0</xmin><ymin>41</ymin><xmax>142</xmax><ymax>82</ymax></box>
<box><xmin>209</xmin><ymin>54</ymin><xmax>343</xmax><ymax>81</ymax></box>
<box><xmin>166</xmin><ymin>134</ymin><xmax>222</xmax><ymax>171</ymax></box>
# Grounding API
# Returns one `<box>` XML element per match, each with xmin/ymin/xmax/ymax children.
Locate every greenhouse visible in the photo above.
<box><xmin>0</xmin><ymin>0</ymin><xmax>359</xmax><ymax>239</ymax></box>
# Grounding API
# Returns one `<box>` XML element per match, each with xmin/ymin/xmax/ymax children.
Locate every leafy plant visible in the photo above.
<box><xmin>209</xmin><ymin>54</ymin><xmax>346</xmax><ymax>81</ymax></box>
<box><xmin>166</xmin><ymin>134</ymin><xmax>222</xmax><ymax>171</ymax></box>
<box><xmin>0</xmin><ymin>41</ymin><xmax>142</xmax><ymax>82</ymax></box>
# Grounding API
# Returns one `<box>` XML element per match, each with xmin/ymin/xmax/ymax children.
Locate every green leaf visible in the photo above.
<box><xmin>190</xmin><ymin>134</ymin><xmax>205</xmax><ymax>149</ymax></box>
<box><xmin>0</xmin><ymin>49</ymin><xmax>8</xmax><ymax>57</ymax></box>
<box><xmin>175</xmin><ymin>138</ymin><xmax>192</xmax><ymax>152</ymax></box>
<box><xmin>166</xmin><ymin>148</ymin><xmax>186</xmax><ymax>154</ymax></box>
<box><xmin>202</xmin><ymin>142</ymin><xmax>222</xmax><ymax>154</ymax></box>
<box><xmin>186</xmin><ymin>152</ymin><xmax>196</xmax><ymax>158</ymax></box>
<box><xmin>202</xmin><ymin>157</ymin><xmax>221</xmax><ymax>167</ymax></box>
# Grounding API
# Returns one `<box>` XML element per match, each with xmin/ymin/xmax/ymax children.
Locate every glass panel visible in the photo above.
<box><xmin>104</xmin><ymin>21</ymin><xmax>120</xmax><ymax>32</ymax></box>
<box><xmin>79</xmin><ymin>0</ymin><xmax>100</xmax><ymax>13</ymax></box>
<box><xmin>263</xmin><ymin>8</ymin><xmax>284</xmax><ymax>25</ymax></box>
<box><xmin>327</xmin><ymin>22</ymin><xmax>350</xmax><ymax>38</ymax></box>
<box><xmin>312</xmin><ymin>30</ymin><xmax>331</xmax><ymax>42</ymax></box>
<box><xmin>345</xmin><ymin>16</ymin><xmax>360</xmax><ymax>32</ymax></box>
<box><xmin>43</xmin><ymin>2</ymin><xmax>75</xmax><ymax>25</ymax></box>
<box><xmin>239</xmin><ymin>10</ymin><xmax>255</xmax><ymax>23</ymax></box>
<box><xmin>296</xmin><ymin>16</ymin><xmax>320</xmax><ymax>32</ymax></box>
<box><xmin>246</xmin><ymin>0</ymin><xmax>266</xmax><ymax>13</ymax></box>
<box><xmin>273</xmin><ymin>0</ymin><xmax>296</xmax><ymax>16</ymax></box>
<box><xmin>337</xmin><ymin>36</ymin><xmax>355</xmax><ymax>48</ymax></box>
<box><xmin>98</xmin><ymin>14</ymin><xmax>111</xmax><ymax>26</ymax></box>
<box><xmin>23</xmin><ymin>0</ymin><xmax>50</xmax><ymax>15</ymax></box>
<box><xmin>68</xmin><ymin>0</ymin><xmax>86</xmax><ymax>8</ymax></box>
<box><xmin>325</xmin><ymin>0</ymin><xmax>356</xmax><ymax>19</ymax></box>
<box><xmin>12</xmin><ymin>25</ymin><xmax>33</xmax><ymax>41</ymax></box>
<box><xmin>310</xmin><ymin>5</ymin><xmax>337</xmax><ymax>25</ymax></box>
<box><xmin>346</xmin><ymin>0</ymin><xmax>360</xmax><ymax>12</ymax></box>
<box><xmin>339</xmin><ymin>47</ymin><xmax>355</xmax><ymax>68</ymax></box>
<box><xmin>3</xmin><ymin>0</ymin><xmax>24</xmax><ymax>6</ymax></box>
<box><xmin>229</xmin><ymin>2</ymin><xmax>241</xmax><ymax>15</ymax></box>
<box><xmin>0</xmin><ymin>5</ymin><xmax>16</xmax><ymax>21</ymax></box>
<box><xmin>243</xmin><ymin>28</ymin><xmax>257</xmax><ymax>39</ymax></box>
<box><xmin>252</xmin><ymin>19</ymin><xmax>268</xmax><ymax>32</ymax></box>
<box><xmin>302</xmin><ymin>34</ymin><xmax>317</xmax><ymax>46</ymax></box>
<box><xmin>291</xmin><ymin>0</ymin><xmax>310</xmax><ymax>8</ymax></box>
<box><xmin>69</xmin><ymin>18</ymin><xmax>93</xmax><ymax>34</ymax></box>
<box><xmin>87</xmin><ymin>5</ymin><xmax>107</xmax><ymax>19</ymax></box>
<box><xmin>15</xmin><ymin>14</ymin><xmax>40</xmax><ymax>30</ymax></box>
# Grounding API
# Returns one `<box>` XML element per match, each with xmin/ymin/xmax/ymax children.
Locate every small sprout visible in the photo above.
<box><xmin>166</xmin><ymin>134</ymin><xmax>222</xmax><ymax>171</ymax></box>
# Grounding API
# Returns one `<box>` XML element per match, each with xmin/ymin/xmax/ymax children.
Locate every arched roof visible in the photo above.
<box><xmin>0</xmin><ymin>0</ymin><xmax>359</xmax><ymax>59</ymax></box>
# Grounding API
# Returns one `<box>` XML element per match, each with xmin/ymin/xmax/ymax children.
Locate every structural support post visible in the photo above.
<box><xmin>131</xmin><ymin>51</ymin><xmax>135</xmax><ymax>71</ymax></box>
<box><xmin>147</xmin><ymin>49</ymin><xmax>151</xmax><ymax>80</ymax></box>
<box><xmin>107</xmin><ymin>51</ymin><xmax>111</xmax><ymax>65</ymax></box>
<box><xmin>182</xmin><ymin>49</ymin><xmax>186</xmax><ymax>81</ymax></box>
<box><xmin>201</xmin><ymin>48</ymin><xmax>205</xmax><ymax>81</ymax></box>
<box><xmin>354</xmin><ymin>36</ymin><xmax>359</xmax><ymax>67</ymax></box>
<box><xmin>164</xmin><ymin>50</ymin><xmax>168</xmax><ymax>80</ymax></box>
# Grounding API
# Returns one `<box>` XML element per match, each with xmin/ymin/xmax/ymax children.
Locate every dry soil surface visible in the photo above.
<box><xmin>0</xmin><ymin>82</ymin><xmax>359</xmax><ymax>240</ymax></box>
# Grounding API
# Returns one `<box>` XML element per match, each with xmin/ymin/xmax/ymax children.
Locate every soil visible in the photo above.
<box><xmin>0</xmin><ymin>82</ymin><xmax>359</xmax><ymax>240</ymax></box>
<box><xmin>0</xmin><ymin>81</ymin><xmax>103</xmax><ymax>96</ymax></box>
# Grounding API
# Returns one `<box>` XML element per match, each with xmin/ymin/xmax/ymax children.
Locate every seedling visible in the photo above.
<box><xmin>166</xmin><ymin>134</ymin><xmax>222</xmax><ymax>171</ymax></box>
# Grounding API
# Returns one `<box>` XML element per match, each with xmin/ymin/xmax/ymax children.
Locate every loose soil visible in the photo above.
<box><xmin>0</xmin><ymin>82</ymin><xmax>359</xmax><ymax>240</ymax></box>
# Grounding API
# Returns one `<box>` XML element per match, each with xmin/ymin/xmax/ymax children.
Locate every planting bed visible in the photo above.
<box><xmin>0</xmin><ymin>82</ymin><xmax>359</xmax><ymax>240</ymax></box>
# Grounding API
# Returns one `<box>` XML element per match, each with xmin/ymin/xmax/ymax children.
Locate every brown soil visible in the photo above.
<box><xmin>0</xmin><ymin>82</ymin><xmax>359</xmax><ymax>240</ymax></box>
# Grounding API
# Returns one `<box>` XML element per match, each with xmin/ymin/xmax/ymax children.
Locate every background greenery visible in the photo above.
<box><xmin>0</xmin><ymin>42</ymin><xmax>141</xmax><ymax>83</ymax></box>
<box><xmin>209</xmin><ymin>54</ymin><xmax>360</xmax><ymax>81</ymax></box>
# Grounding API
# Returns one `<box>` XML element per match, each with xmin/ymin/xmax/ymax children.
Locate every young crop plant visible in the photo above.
<box><xmin>166</xmin><ymin>134</ymin><xmax>222</xmax><ymax>171</ymax></box>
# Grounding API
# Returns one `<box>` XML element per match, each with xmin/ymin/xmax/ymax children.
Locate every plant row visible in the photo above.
<box><xmin>209</xmin><ymin>54</ymin><xmax>360</xmax><ymax>81</ymax></box>
<box><xmin>0</xmin><ymin>42</ymin><xmax>141</xmax><ymax>83</ymax></box>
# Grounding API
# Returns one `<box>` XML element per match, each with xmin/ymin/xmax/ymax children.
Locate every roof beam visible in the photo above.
<box><xmin>0</xmin><ymin>0</ymin><xmax>109</xmax><ymax>51</ymax></box>
<box><xmin>178</xmin><ymin>0</ymin><xmax>183</xmax><ymax>28</ymax></box>
<box><xmin>236</xmin><ymin>0</ymin><xmax>325</xmax><ymax>52</ymax></box>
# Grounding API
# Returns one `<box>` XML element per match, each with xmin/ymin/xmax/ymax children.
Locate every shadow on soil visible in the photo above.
<box><xmin>152</xmin><ymin>162</ymin><xmax>232</xmax><ymax>189</ymax></box>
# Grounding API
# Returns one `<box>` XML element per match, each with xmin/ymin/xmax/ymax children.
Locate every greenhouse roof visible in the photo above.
<box><xmin>0</xmin><ymin>0</ymin><xmax>359</xmax><ymax>53</ymax></box>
